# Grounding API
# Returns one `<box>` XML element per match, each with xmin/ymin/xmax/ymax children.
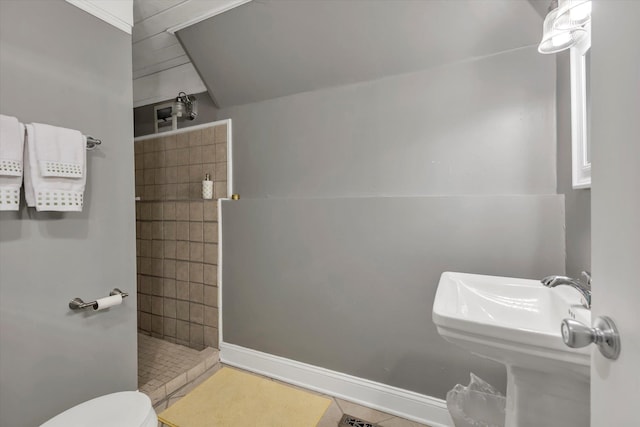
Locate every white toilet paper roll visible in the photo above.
<box><xmin>93</xmin><ymin>294</ymin><xmax>123</xmax><ymax>311</ymax></box>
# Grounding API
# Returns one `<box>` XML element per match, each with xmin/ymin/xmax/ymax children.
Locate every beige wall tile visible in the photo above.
<box><xmin>163</xmin><ymin>279</ymin><xmax>176</xmax><ymax>299</ymax></box>
<box><xmin>151</xmin><ymin>240</ymin><xmax>163</xmax><ymax>259</ymax></box>
<box><xmin>203</xmin><ymin>285</ymin><xmax>218</xmax><ymax>307</ymax></box>
<box><xmin>176</xmin><ymin>221</ymin><xmax>189</xmax><ymax>241</ymax></box>
<box><xmin>163</xmin><ymin>298</ymin><xmax>177</xmax><ymax>319</ymax></box>
<box><xmin>190</xmin><ymin>202</ymin><xmax>203</xmax><ymax>221</ymax></box>
<box><xmin>214</xmin><ymin>181</ymin><xmax>227</xmax><ymax>199</ymax></box>
<box><xmin>203</xmin><ymin>201</ymin><xmax>217</xmax><ymax>221</ymax></box>
<box><xmin>175</xmin><ymin>202</ymin><xmax>189</xmax><ymax>221</ymax></box>
<box><xmin>164</xmin><ymin>134</ymin><xmax>177</xmax><ymax>150</ymax></box>
<box><xmin>203</xmin><ymin>306</ymin><xmax>218</xmax><ymax>327</ymax></box>
<box><xmin>166</xmin><ymin>166</ymin><xmax>178</xmax><ymax>184</ymax></box>
<box><xmin>163</xmin><ymin>202</ymin><xmax>176</xmax><ymax>220</ymax></box>
<box><xmin>176</xmin><ymin>300</ymin><xmax>190</xmax><ymax>321</ymax></box>
<box><xmin>165</xmin><ymin>184</ymin><xmax>177</xmax><ymax>200</ymax></box>
<box><xmin>189</xmin><ymin>164</ymin><xmax>203</xmax><ymax>182</ymax></box>
<box><xmin>189</xmin><ymin>242</ymin><xmax>203</xmax><ymax>262</ymax></box>
<box><xmin>176</xmin><ymin>148</ymin><xmax>189</xmax><ymax>166</ymax></box>
<box><xmin>139</xmin><ymin>312</ymin><xmax>151</xmax><ymax>332</ymax></box>
<box><xmin>135</xmin><ymin>154</ymin><xmax>143</xmax><ymax>170</ymax></box>
<box><xmin>151</xmin><ymin>259</ymin><xmax>163</xmax><ymax>277</ymax></box>
<box><xmin>189</xmin><ymin>324</ymin><xmax>204</xmax><ymax>347</ymax></box>
<box><xmin>176</xmin><ymin>132</ymin><xmax>189</xmax><ymax>148</ymax></box>
<box><xmin>176</xmin><ymin>262</ymin><xmax>189</xmax><ymax>281</ymax></box>
<box><xmin>163</xmin><ymin>259</ymin><xmax>176</xmax><ymax>278</ymax></box>
<box><xmin>190</xmin><ymin>303</ymin><xmax>203</xmax><ymax>324</ymax></box>
<box><xmin>134</xmin><ymin>141</ymin><xmax>144</xmax><ymax>155</ymax></box>
<box><xmin>189</xmin><ymin>183</ymin><xmax>201</xmax><ymax>199</ymax></box>
<box><xmin>151</xmin><ymin>203</ymin><xmax>163</xmax><ymax>220</ymax></box>
<box><xmin>215</xmin><ymin>162</ymin><xmax>227</xmax><ymax>181</ymax></box>
<box><xmin>139</xmin><ymin>294</ymin><xmax>151</xmax><ymax>313</ymax></box>
<box><xmin>176</xmin><ymin>280</ymin><xmax>189</xmax><ymax>299</ymax></box>
<box><xmin>189</xmin><ymin>262</ymin><xmax>203</xmax><ymax>283</ymax></box>
<box><xmin>140</xmin><ymin>240</ymin><xmax>152</xmax><ymax>258</ymax></box>
<box><xmin>154</xmin><ymin>168</ymin><xmax>166</xmax><ymax>184</ymax></box>
<box><xmin>151</xmin><ymin>277</ymin><xmax>163</xmax><ymax>296</ymax></box>
<box><xmin>176</xmin><ymin>183</ymin><xmax>189</xmax><ymax>200</ymax></box>
<box><xmin>203</xmin><ymin>244</ymin><xmax>217</xmax><ymax>265</ymax></box>
<box><xmin>151</xmin><ymin>296</ymin><xmax>163</xmax><ymax>315</ymax></box>
<box><xmin>163</xmin><ymin>222</ymin><xmax>176</xmax><ymax>240</ymax></box>
<box><xmin>204</xmin><ymin>326</ymin><xmax>218</xmax><ymax>348</ymax></box>
<box><xmin>202</xmin><ymin>145</ymin><xmax>215</xmax><ymax>164</ymax></box>
<box><xmin>214</xmin><ymin>124</ymin><xmax>227</xmax><ymax>143</ymax></box>
<box><xmin>202</xmin><ymin>126</ymin><xmax>215</xmax><ymax>145</ymax></box>
<box><xmin>177</xmin><ymin>165</ymin><xmax>189</xmax><ymax>184</ymax></box>
<box><xmin>165</xmin><ymin>149</ymin><xmax>178</xmax><ymax>167</ymax></box>
<box><xmin>176</xmin><ymin>319</ymin><xmax>189</xmax><ymax>341</ymax></box>
<box><xmin>144</xmin><ymin>169</ymin><xmax>155</xmax><ymax>185</ymax></box>
<box><xmin>203</xmin><ymin>222</ymin><xmax>217</xmax><ymax>243</ymax></box>
<box><xmin>163</xmin><ymin>318</ymin><xmax>176</xmax><ymax>337</ymax></box>
<box><xmin>190</xmin><ymin>282</ymin><xmax>203</xmax><ymax>303</ymax></box>
<box><xmin>203</xmin><ymin>264</ymin><xmax>217</xmax><ymax>285</ymax></box>
<box><xmin>164</xmin><ymin>240</ymin><xmax>176</xmax><ymax>259</ymax></box>
<box><xmin>189</xmin><ymin>222</ymin><xmax>203</xmax><ymax>242</ymax></box>
<box><xmin>215</xmin><ymin>143</ymin><xmax>227</xmax><ymax>163</ymax></box>
<box><xmin>176</xmin><ymin>241</ymin><xmax>190</xmax><ymax>260</ymax></box>
<box><xmin>189</xmin><ymin>130</ymin><xmax>202</xmax><ymax>146</ymax></box>
<box><xmin>189</xmin><ymin>146</ymin><xmax>202</xmax><ymax>164</ymax></box>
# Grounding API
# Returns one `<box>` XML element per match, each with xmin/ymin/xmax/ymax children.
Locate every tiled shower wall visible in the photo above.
<box><xmin>134</xmin><ymin>123</ymin><xmax>228</xmax><ymax>350</ymax></box>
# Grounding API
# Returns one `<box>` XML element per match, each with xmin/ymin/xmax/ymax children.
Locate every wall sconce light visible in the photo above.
<box><xmin>538</xmin><ymin>0</ymin><xmax>591</xmax><ymax>54</ymax></box>
<box><xmin>173</xmin><ymin>92</ymin><xmax>198</xmax><ymax>120</ymax></box>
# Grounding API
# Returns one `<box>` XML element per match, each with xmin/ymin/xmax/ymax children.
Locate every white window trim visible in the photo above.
<box><xmin>570</xmin><ymin>29</ymin><xmax>591</xmax><ymax>189</ymax></box>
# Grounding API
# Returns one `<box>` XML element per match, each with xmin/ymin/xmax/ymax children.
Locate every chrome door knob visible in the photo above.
<box><xmin>561</xmin><ymin>316</ymin><xmax>621</xmax><ymax>360</ymax></box>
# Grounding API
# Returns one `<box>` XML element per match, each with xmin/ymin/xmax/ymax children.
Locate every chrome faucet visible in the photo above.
<box><xmin>541</xmin><ymin>271</ymin><xmax>592</xmax><ymax>309</ymax></box>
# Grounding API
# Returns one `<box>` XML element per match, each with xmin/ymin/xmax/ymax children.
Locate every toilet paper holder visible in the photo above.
<box><xmin>69</xmin><ymin>288</ymin><xmax>128</xmax><ymax>310</ymax></box>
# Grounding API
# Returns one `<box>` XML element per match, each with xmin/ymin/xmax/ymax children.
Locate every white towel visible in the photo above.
<box><xmin>24</xmin><ymin>123</ymin><xmax>86</xmax><ymax>211</ymax></box>
<box><xmin>0</xmin><ymin>114</ymin><xmax>25</xmax><ymax>211</ymax></box>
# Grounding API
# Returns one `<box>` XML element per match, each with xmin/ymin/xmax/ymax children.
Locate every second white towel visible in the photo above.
<box><xmin>24</xmin><ymin>123</ymin><xmax>86</xmax><ymax>211</ymax></box>
<box><xmin>0</xmin><ymin>114</ymin><xmax>25</xmax><ymax>211</ymax></box>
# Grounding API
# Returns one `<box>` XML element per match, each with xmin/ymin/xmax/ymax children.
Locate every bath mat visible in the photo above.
<box><xmin>158</xmin><ymin>367</ymin><xmax>332</xmax><ymax>427</ymax></box>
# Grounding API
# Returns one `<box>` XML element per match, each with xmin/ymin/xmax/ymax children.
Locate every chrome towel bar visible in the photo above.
<box><xmin>69</xmin><ymin>288</ymin><xmax>128</xmax><ymax>310</ymax></box>
<box><xmin>86</xmin><ymin>136</ymin><xmax>102</xmax><ymax>150</ymax></box>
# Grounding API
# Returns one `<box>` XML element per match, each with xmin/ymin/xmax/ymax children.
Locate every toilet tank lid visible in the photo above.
<box><xmin>40</xmin><ymin>391</ymin><xmax>155</xmax><ymax>427</ymax></box>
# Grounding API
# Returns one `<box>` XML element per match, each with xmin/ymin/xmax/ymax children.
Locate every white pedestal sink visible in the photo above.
<box><xmin>433</xmin><ymin>272</ymin><xmax>590</xmax><ymax>427</ymax></box>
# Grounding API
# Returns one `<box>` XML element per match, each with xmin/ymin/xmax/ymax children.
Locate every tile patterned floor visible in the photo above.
<box><xmin>138</xmin><ymin>333</ymin><xmax>219</xmax><ymax>405</ymax></box>
<box><xmin>153</xmin><ymin>362</ymin><xmax>432</xmax><ymax>427</ymax></box>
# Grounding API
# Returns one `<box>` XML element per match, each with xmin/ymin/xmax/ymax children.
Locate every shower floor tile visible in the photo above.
<box><xmin>138</xmin><ymin>333</ymin><xmax>218</xmax><ymax>397</ymax></box>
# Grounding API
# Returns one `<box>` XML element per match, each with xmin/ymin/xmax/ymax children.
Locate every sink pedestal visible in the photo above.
<box><xmin>506</xmin><ymin>366</ymin><xmax>589</xmax><ymax>427</ymax></box>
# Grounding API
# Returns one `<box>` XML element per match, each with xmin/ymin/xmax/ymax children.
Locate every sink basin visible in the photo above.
<box><xmin>433</xmin><ymin>272</ymin><xmax>590</xmax><ymax>427</ymax></box>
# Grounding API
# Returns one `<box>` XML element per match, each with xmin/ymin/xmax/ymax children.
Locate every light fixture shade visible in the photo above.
<box><xmin>538</xmin><ymin>6</ymin><xmax>587</xmax><ymax>54</ymax></box>
<box><xmin>554</xmin><ymin>0</ymin><xmax>592</xmax><ymax>30</ymax></box>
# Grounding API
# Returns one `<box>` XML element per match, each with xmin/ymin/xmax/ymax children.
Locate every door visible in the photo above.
<box><xmin>590</xmin><ymin>1</ymin><xmax>640</xmax><ymax>426</ymax></box>
<box><xmin>0</xmin><ymin>2</ymin><xmax>137</xmax><ymax>427</ymax></box>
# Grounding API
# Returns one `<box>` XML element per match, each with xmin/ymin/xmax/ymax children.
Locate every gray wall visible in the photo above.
<box><xmin>0</xmin><ymin>1</ymin><xmax>137</xmax><ymax>426</ymax></box>
<box><xmin>222</xmin><ymin>196</ymin><xmax>565</xmax><ymax>398</ymax></box>
<box><xmin>134</xmin><ymin>91</ymin><xmax>217</xmax><ymax>137</ymax></box>
<box><xmin>222</xmin><ymin>46</ymin><xmax>557</xmax><ymax>198</ymax></box>
<box><xmin>556</xmin><ymin>53</ymin><xmax>591</xmax><ymax>278</ymax></box>
<box><xmin>219</xmin><ymin>46</ymin><xmax>565</xmax><ymax>399</ymax></box>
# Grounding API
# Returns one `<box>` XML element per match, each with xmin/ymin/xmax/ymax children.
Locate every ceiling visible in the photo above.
<box><xmin>177</xmin><ymin>0</ymin><xmax>546</xmax><ymax>108</ymax></box>
<box><xmin>132</xmin><ymin>0</ymin><xmax>548</xmax><ymax>108</ymax></box>
<box><xmin>131</xmin><ymin>0</ymin><xmax>249</xmax><ymax>107</ymax></box>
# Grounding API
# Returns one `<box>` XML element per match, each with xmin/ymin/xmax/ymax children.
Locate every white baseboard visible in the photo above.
<box><xmin>220</xmin><ymin>342</ymin><xmax>454</xmax><ymax>427</ymax></box>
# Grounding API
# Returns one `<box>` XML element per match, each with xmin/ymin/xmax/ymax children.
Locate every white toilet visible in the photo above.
<box><xmin>40</xmin><ymin>391</ymin><xmax>157</xmax><ymax>427</ymax></box>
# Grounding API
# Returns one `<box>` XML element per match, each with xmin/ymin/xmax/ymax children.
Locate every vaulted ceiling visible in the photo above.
<box><xmin>176</xmin><ymin>0</ymin><xmax>546</xmax><ymax>108</ymax></box>
<box><xmin>132</xmin><ymin>0</ymin><xmax>548</xmax><ymax>108</ymax></box>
